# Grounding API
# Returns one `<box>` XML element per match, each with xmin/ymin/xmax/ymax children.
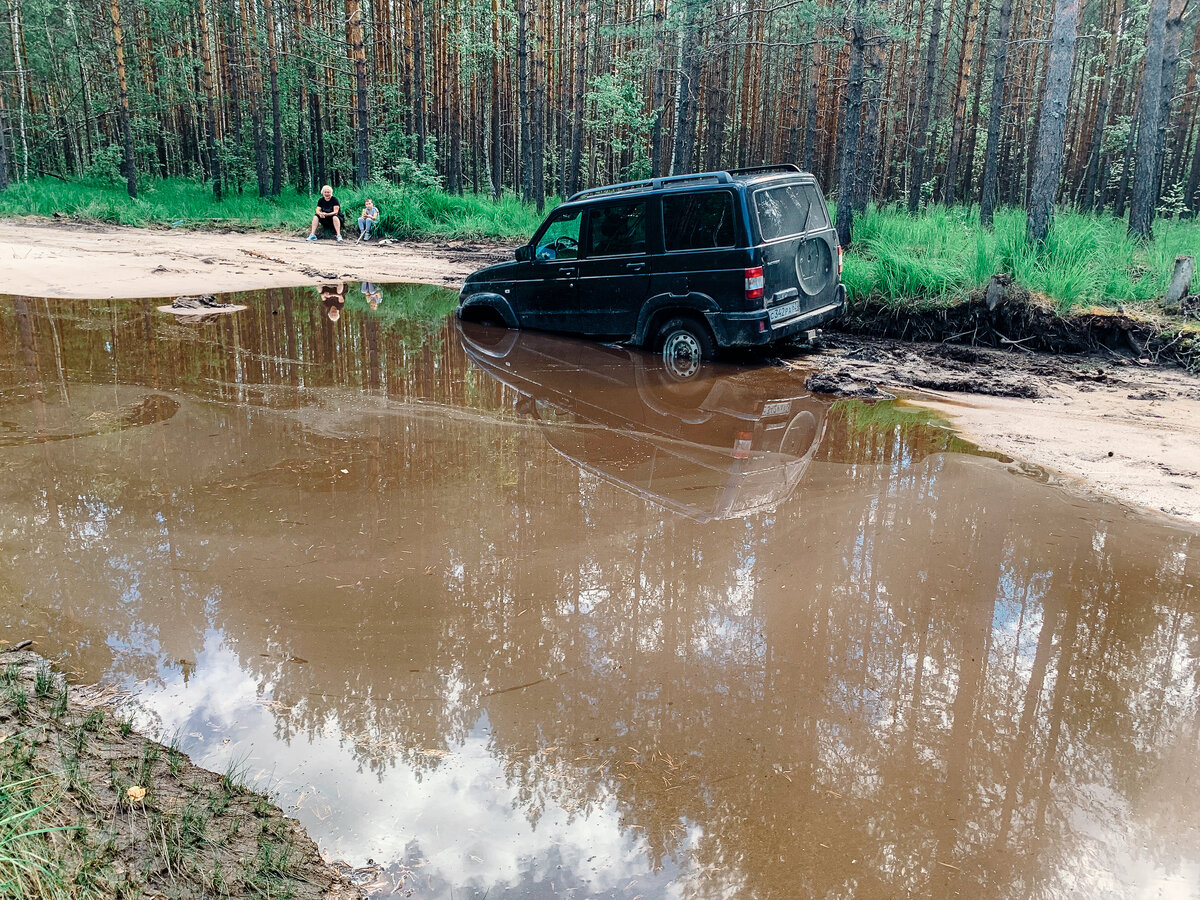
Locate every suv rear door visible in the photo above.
<box><xmin>655</xmin><ymin>189</ymin><xmax>743</xmax><ymax>304</ymax></box>
<box><xmin>752</xmin><ymin>181</ymin><xmax>838</xmax><ymax>320</ymax></box>
<box><xmin>574</xmin><ymin>198</ymin><xmax>652</xmax><ymax>337</ymax></box>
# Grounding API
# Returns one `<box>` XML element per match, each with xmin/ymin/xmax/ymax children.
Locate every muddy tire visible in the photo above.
<box><xmin>655</xmin><ymin>316</ymin><xmax>716</xmax><ymax>382</ymax></box>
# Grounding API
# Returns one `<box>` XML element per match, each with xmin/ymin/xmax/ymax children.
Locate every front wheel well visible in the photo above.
<box><xmin>458</xmin><ymin>302</ymin><xmax>508</xmax><ymax>327</ymax></box>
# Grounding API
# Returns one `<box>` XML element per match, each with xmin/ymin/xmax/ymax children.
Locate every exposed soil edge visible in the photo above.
<box><xmin>839</xmin><ymin>283</ymin><xmax>1200</xmax><ymax>371</ymax></box>
<box><xmin>0</xmin><ymin>646</ymin><xmax>366</xmax><ymax>899</ymax></box>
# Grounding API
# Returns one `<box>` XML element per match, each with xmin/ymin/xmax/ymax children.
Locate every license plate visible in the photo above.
<box><xmin>768</xmin><ymin>300</ymin><xmax>800</xmax><ymax>323</ymax></box>
<box><xmin>761</xmin><ymin>400</ymin><xmax>791</xmax><ymax>417</ymax></box>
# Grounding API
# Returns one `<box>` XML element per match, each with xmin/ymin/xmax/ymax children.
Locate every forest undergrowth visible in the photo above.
<box><xmin>3</xmin><ymin>176</ymin><xmax>1198</xmax><ymax>313</ymax></box>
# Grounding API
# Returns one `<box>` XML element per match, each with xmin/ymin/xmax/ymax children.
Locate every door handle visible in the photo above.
<box><xmin>625</xmin><ymin>262</ymin><xmax>646</xmax><ymax>272</ymax></box>
<box><xmin>559</xmin><ymin>267</ymin><xmax>577</xmax><ymax>277</ymax></box>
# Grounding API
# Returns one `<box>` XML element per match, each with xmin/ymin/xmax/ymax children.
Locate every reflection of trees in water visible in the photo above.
<box><xmin>3</xmin><ymin>292</ymin><xmax>1200</xmax><ymax>898</ymax></box>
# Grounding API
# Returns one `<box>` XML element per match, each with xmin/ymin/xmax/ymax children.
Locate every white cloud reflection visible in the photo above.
<box><xmin>128</xmin><ymin>631</ymin><xmax>692</xmax><ymax>899</ymax></box>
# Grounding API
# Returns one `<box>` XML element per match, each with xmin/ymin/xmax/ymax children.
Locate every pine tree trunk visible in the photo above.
<box><xmin>670</xmin><ymin>2</ymin><xmax>701</xmax><ymax>175</ymax></box>
<box><xmin>0</xmin><ymin>92</ymin><xmax>8</xmax><ymax>191</ymax></box>
<box><xmin>943</xmin><ymin>0</ymin><xmax>980</xmax><ymax>203</ymax></box>
<box><xmin>346</xmin><ymin>0</ymin><xmax>370</xmax><ymax>185</ymax></box>
<box><xmin>1129</xmin><ymin>0</ymin><xmax>1169</xmax><ymax>239</ymax></box>
<box><xmin>516</xmin><ymin>0</ymin><xmax>532</xmax><ymax>201</ymax></box>
<box><xmin>1080</xmin><ymin>0</ymin><xmax>1123</xmax><ymax>212</ymax></box>
<box><xmin>803</xmin><ymin>42</ymin><xmax>820</xmax><ymax>173</ymax></box>
<box><xmin>264</xmin><ymin>0</ymin><xmax>283</xmax><ymax>196</ymax></box>
<box><xmin>649</xmin><ymin>0</ymin><xmax>667</xmax><ymax>177</ymax></box>
<box><xmin>109</xmin><ymin>0</ymin><xmax>137</xmax><ymax>199</ymax></box>
<box><xmin>1186</xmin><ymin>116</ymin><xmax>1200</xmax><ymax>212</ymax></box>
<box><xmin>1151</xmin><ymin>0</ymin><xmax>1187</xmax><ymax>209</ymax></box>
<box><xmin>853</xmin><ymin>37</ymin><xmax>884</xmax><ymax>211</ymax></box>
<box><xmin>908</xmin><ymin>0</ymin><xmax>944</xmax><ymax>211</ymax></box>
<box><xmin>240</xmin><ymin>0</ymin><xmax>269</xmax><ymax>198</ymax></box>
<box><xmin>836</xmin><ymin>6</ymin><xmax>865</xmax><ymax>248</ymax></box>
<box><xmin>197</xmin><ymin>0</ymin><xmax>222</xmax><ymax>201</ymax></box>
<box><xmin>490</xmin><ymin>0</ymin><xmax>502</xmax><ymax>197</ymax></box>
<box><xmin>960</xmin><ymin>0</ymin><xmax>991</xmax><ymax>203</ymax></box>
<box><xmin>1027</xmin><ymin>0</ymin><xmax>1079</xmax><ymax>243</ymax></box>
<box><xmin>567</xmin><ymin>0</ymin><xmax>587</xmax><ymax>196</ymax></box>
<box><xmin>411</xmin><ymin>0</ymin><xmax>426</xmax><ymax>166</ymax></box>
<box><xmin>980</xmin><ymin>0</ymin><xmax>1014</xmax><ymax>227</ymax></box>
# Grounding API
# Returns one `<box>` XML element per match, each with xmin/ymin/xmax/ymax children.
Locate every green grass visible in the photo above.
<box><xmin>0</xmin><ymin>176</ymin><xmax>547</xmax><ymax>241</ymax></box>
<box><xmin>0</xmin><ymin>777</ymin><xmax>85</xmax><ymax>900</ymax></box>
<box><xmin>840</xmin><ymin>204</ymin><xmax>1200</xmax><ymax>312</ymax></box>
<box><xmin>2</xmin><ymin>177</ymin><xmax>1196</xmax><ymax>312</ymax></box>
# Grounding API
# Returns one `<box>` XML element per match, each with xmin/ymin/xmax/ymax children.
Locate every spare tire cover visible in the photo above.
<box><xmin>795</xmin><ymin>238</ymin><xmax>834</xmax><ymax>296</ymax></box>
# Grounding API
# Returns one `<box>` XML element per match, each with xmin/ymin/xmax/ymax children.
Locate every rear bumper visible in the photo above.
<box><xmin>706</xmin><ymin>284</ymin><xmax>846</xmax><ymax>347</ymax></box>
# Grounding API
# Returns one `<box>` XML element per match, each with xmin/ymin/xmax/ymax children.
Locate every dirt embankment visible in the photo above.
<box><xmin>3</xmin><ymin>217</ymin><xmax>1199</xmax><ymax>525</ymax></box>
<box><xmin>0</xmin><ymin>647</ymin><xmax>366</xmax><ymax>899</ymax></box>
<box><xmin>840</xmin><ymin>276</ymin><xmax>1200</xmax><ymax>371</ymax></box>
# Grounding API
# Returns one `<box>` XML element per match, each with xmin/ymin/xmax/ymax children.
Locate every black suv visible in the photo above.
<box><xmin>457</xmin><ymin>165</ymin><xmax>846</xmax><ymax>372</ymax></box>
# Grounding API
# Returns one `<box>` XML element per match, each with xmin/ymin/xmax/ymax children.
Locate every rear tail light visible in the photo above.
<box><xmin>733</xmin><ymin>431</ymin><xmax>753</xmax><ymax>459</ymax></box>
<box><xmin>745</xmin><ymin>266</ymin><xmax>764</xmax><ymax>301</ymax></box>
<box><xmin>837</xmin><ymin>245</ymin><xmax>843</xmax><ymax>275</ymax></box>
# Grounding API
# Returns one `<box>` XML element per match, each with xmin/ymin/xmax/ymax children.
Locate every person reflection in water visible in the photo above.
<box><xmin>320</xmin><ymin>283</ymin><xmax>347</xmax><ymax>322</ymax></box>
<box><xmin>361</xmin><ymin>281</ymin><xmax>383</xmax><ymax>311</ymax></box>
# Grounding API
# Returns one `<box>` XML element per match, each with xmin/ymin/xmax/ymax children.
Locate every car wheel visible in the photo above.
<box><xmin>655</xmin><ymin>316</ymin><xmax>716</xmax><ymax>381</ymax></box>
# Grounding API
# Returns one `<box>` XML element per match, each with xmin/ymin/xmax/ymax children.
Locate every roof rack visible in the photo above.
<box><xmin>726</xmin><ymin>164</ymin><xmax>804</xmax><ymax>177</ymax></box>
<box><xmin>566</xmin><ymin>171</ymin><xmax>732</xmax><ymax>203</ymax></box>
<box><xmin>564</xmin><ymin>164</ymin><xmax>806</xmax><ymax>203</ymax></box>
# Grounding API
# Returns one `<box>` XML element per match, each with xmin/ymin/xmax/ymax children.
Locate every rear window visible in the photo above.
<box><xmin>754</xmin><ymin>183</ymin><xmax>828</xmax><ymax>241</ymax></box>
<box><xmin>587</xmin><ymin>201</ymin><xmax>647</xmax><ymax>257</ymax></box>
<box><xmin>663</xmin><ymin>192</ymin><xmax>736</xmax><ymax>252</ymax></box>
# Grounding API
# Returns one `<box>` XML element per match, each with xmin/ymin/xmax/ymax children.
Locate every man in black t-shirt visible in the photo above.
<box><xmin>307</xmin><ymin>185</ymin><xmax>343</xmax><ymax>242</ymax></box>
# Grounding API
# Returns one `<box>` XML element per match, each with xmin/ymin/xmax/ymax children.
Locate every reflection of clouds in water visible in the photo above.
<box><xmin>129</xmin><ymin>633</ymin><xmax>690</xmax><ymax>899</ymax></box>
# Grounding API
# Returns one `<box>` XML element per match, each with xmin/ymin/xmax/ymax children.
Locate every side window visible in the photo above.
<box><xmin>535</xmin><ymin>209</ymin><xmax>582</xmax><ymax>260</ymax></box>
<box><xmin>587</xmin><ymin>201</ymin><xmax>647</xmax><ymax>257</ymax></box>
<box><xmin>663</xmin><ymin>192</ymin><xmax>736</xmax><ymax>252</ymax></box>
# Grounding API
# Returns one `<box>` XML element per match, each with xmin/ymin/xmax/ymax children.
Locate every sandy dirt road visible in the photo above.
<box><xmin>0</xmin><ymin>218</ymin><xmax>507</xmax><ymax>298</ymax></box>
<box><xmin>3</xmin><ymin>218</ymin><xmax>1198</xmax><ymax>527</ymax></box>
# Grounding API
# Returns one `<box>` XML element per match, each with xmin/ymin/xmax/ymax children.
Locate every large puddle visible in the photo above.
<box><xmin>2</xmin><ymin>285</ymin><xmax>1199</xmax><ymax>900</ymax></box>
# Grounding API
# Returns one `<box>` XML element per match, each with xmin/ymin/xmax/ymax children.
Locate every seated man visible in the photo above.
<box><xmin>307</xmin><ymin>185</ymin><xmax>343</xmax><ymax>242</ymax></box>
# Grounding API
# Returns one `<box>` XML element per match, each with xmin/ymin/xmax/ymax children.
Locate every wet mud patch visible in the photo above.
<box><xmin>0</xmin><ymin>647</ymin><xmax>361</xmax><ymax>899</ymax></box>
<box><xmin>787</xmin><ymin>328</ymin><xmax>1191</xmax><ymax>403</ymax></box>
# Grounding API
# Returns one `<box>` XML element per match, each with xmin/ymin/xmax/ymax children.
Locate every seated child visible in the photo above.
<box><xmin>357</xmin><ymin>199</ymin><xmax>380</xmax><ymax>241</ymax></box>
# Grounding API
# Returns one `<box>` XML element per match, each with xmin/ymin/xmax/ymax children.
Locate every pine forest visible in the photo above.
<box><xmin>1</xmin><ymin>0</ymin><xmax>1198</xmax><ymax>242</ymax></box>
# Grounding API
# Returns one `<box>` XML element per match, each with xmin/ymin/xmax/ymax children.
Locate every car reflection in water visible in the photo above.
<box><xmin>458</xmin><ymin>319</ymin><xmax>830</xmax><ymax>522</ymax></box>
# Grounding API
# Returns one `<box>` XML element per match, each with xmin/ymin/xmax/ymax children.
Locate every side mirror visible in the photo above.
<box><xmin>515</xmin><ymin>245</ymin><xmax>532</xmax><ymax>262</ymax></box>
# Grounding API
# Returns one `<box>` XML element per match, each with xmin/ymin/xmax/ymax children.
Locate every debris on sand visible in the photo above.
<box><xmin>158</xmin><ymin>295</ymin><xmax>248</xmax><ymax>317</ymax></box>
<box><xmin>172</xmin><ymin>294</ymin><xmax>228</xmax><ymax>309</ymax></box>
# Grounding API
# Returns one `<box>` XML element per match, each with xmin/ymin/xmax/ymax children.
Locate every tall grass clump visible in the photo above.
<box><xmin>0</xmin><ymin>777</ymin><xmax>85</xmax><ymax>900</ymax></box>
<box><xmin>840</xmin><ymin>203</ymin><xmax>1200</xmax><ymax>311</ymax></box>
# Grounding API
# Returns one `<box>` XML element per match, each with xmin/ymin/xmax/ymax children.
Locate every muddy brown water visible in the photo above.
<box><xmin>2</xmin><ymin>285</ymin><xmax>1199</xmax><ymax>900</ymax></box>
